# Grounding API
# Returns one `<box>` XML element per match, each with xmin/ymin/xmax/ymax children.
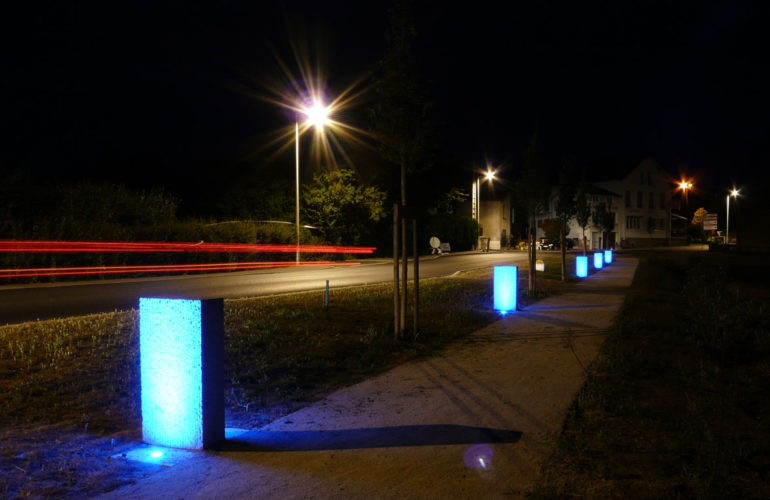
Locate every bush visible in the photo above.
<box><xmin>422</xmin><ymin>214</ymin><xmax>479</xmax><ymax>251</ymax></box>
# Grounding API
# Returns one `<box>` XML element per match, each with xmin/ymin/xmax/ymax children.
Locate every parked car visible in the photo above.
<box><xmin>537</xmin><ymin>238</ymin><xmax>574</xmax><ymax>250</ymax></box>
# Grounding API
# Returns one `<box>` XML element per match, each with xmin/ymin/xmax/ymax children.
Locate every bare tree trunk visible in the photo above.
<box><xmin>413</xmin><ymin>219</ymin><xmax>419</xmax><ymax>340</ymax></box>
<box><xmin>528</xmin><ymin>215</ymin><xmax>536</xmax><ymax>294</ymax></box>
<box><xmin>560</xmin><ymin>224</ymin><xmax>566</xmax><ymax>281</ymax></box>
<box><xmin>393</xmin><ymin>203</ymin><xmax>399</xmax><ymax>340</ymax></box>
<box><xmin>400</xmin><ymin>154</ymin><xmax>407</xmax><ymax>339</ymax></box>
<box><xmin>582</xmin><ymin>228</ymin><xmax>587</xmax><ymax>256</ymax></box>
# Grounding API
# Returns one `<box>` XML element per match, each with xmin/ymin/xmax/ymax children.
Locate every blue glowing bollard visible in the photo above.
<box><xmin>576</xmin><ymin>255</ymin><xmax>588</xmax><ymax>278</ymax></box>
<box><xmin>494</xmin><ymin>266</ymin><xmax>518</xmax><ymax>313</ymax></box>
<box><xmin>593</xmin><ymin>252</ymin><xmax>604</xmax><ymax>269</ymax></box>
<box><xmin>139</xmin><ymin>298</ymin><xmax>224</xmax><ymax>450</ymax></box>
<box><xmin>604</xmin><ymin>249</ymin><xmax>612</xmax><ymax>264</ymax></box>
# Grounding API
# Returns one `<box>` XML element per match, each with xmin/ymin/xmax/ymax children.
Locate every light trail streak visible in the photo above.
<box><xmin>0</xmin><ymin>240</ymin><xmax>376</xmax><ymax>254</ymax></box>
<box><xmin>0</xmin><ymin>261</ymin><xmax>360</xmax><ymax>279</ymax></box>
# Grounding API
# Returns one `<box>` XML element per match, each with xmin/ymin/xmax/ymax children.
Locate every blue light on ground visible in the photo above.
<box><xmin>463</xmin><ymin>444</ymin><xmax>494</xmax><ymax>470</ymax></box>
<box><xmin>576</xmin><ymin>256</ymin><xmax>588</xmax><ymax>278</ymax></box>
<box><xmin>494</xmin><ymin>266</ymin><xmax>518</xmax><ymax>312</ymax></box>
<box><xmin>604</xmin><ymin>249</ymin><xmax>612</xmax><ymax>264</ymax></box>
<box><xmin>140</xmin><ymin>298</ymin><xmax>204</xmax><ymax>449</ymax></box>
<box><xmin>593</xmin><ymin>252</ymin><xmax>604</xmax><ymax>269</ymax></box>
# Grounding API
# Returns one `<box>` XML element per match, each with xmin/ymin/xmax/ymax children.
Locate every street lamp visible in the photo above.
<box><xmin>295</xmin><ymin>99</ymin><xmax>330</xmax><ymax>262</ymax></box>
<box><xmin>474</xmin><ymin>168</ymin><xmax>496</xmax><ymax>250</ymax></box>
<box><xmin>725</xmin><ymin>188</ymin><xmax>740</xmax><ymax>245</ymax></box>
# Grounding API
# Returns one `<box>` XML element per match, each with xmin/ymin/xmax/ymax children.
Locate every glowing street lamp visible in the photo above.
<box><xmin>295</xmin><ymin>99</ymin><xmax>330</xmax><ymax>262</ymax></box>
<box><xmin>725</xmin><ymin>188</ymin><xmax>740</xmax><ymax>245</ymax></box>
<box><xmin>474</xmin><ymin>168</ymin><xmax>496</xmax><ymax>250</ymax></box>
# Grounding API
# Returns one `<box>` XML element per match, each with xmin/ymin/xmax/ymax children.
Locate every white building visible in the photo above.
<box><xmin>538</xmin><ymin>158</ymin><xmax>681</xmax><ymax>249</ymax></box>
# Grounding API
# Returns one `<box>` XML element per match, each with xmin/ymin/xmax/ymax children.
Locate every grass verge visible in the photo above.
<box><xmin>530</xmin><ymin>251</ymin><xmax>770</xmax><ymax>499</ymax></box>
<box><xmin>2</xmin><ymin>263</ymin><xmax>562</xmax><ymax>499</ymax></box>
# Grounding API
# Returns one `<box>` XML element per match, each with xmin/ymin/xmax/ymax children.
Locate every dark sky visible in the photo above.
<box><xmin>2</xmin><ymin>1</ymin><xmax>767</xmax><ymax>201</ymax></box>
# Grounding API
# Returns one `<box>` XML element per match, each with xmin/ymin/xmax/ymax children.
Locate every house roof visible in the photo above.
<box><xmin>578</xmin><ymin>156</ymin><xmax>665</xmax><ymax>183</ymax></box>
<box><xmin>584</xmin><ymin>184</ymin><xmax>621</xmax><ymax>197</ymax></box>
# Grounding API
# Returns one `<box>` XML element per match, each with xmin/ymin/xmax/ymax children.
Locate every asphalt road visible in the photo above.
<box><xmin>0</xmin><ymin>252</ymin><xmax>526</xmax><ymax>325</ymax></box>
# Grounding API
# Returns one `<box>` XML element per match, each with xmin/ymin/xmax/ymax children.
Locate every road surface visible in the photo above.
<box><xmin>0</xmin><ymin>252</ymin><xmax>526</xmax><ymax>325</ymax></box>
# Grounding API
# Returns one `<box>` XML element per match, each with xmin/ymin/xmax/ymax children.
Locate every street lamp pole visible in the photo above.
<box><xmin>294</xmin><ymin>99</ymin><xmax>330</xmax><ymax>264</ymax></box>
<box><xmin>725</xmin><ymin>188</ymin><xmax>739</xmax><ymax>245</ymax></box>
<box><xmin>295</xmin><ymin>121</ymin><xmax>300</xmax><ymax>263</ymax></box>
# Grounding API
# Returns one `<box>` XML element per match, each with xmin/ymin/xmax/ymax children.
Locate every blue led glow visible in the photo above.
<box><xmin>494</xmin><ymin>266</ymin><xmax>518</xmax><ymax>312</ymax></box>
<box><xmin>593</xmin><ymin>252</ymin><xmax>604</xmax><ymax>269</ymax></box>
<box><xmin>576</xmin><ymin>256</ymin><xmax>588</xmax><ymax>278</ymax></box>
<box><xmin>150</xmin><ymin>450</ymin><xmax>164</xmax><ymax>458</ymax></box>
<box><xmin>604</xmin><ymin>250</ymin><xmax>612</xmax><ymax>264</ymax></box>
<box><xmin>140</xmin><ymin>298</ymin><xmax>204</xmax><ymax>449</ymax></box>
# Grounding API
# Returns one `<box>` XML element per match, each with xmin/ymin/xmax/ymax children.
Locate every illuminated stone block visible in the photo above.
<box><xmin>494</xmin><ymin>266</ymin><xmax>518</xmax><ymax>313</ymax></box>
<box><xmin>576</xmin><ymin>256</ymin><xmax>588</xmax><ymax>278</ymax></box>
<box><xmin>593</xmin><ymin>252</ymin><xmax>604</xmax><ymax>269</ymax></box>
<box><xmin>139</xmin><ymin>298</ymin><xmax>224</xmax><ymax>450</ymax></box>
<box><xmin>604</xmin><ymin>250</ymin><xmax>612</xmax><ymax>264</ymax></box>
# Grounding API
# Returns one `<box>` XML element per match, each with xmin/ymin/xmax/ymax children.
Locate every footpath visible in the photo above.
<box><xmin>100</xmin><ymin>257</ymin><xmax>638</xmax><ymax>500</ymax></box>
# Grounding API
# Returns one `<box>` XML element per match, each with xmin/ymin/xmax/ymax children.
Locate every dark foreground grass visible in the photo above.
<box><xmin>531</xmin><ymin>251</ymin><xmax>770</xmax><ymax>499</ymax></box>
<box><xmin>0</xmin><ymin>271</ymin><xmax>514</xmax><ymax>499</ymax></box>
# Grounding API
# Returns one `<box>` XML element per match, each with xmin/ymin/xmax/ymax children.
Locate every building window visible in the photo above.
<box><xmin>626</xmin><ymin>216</ymin><xmax>641</xmax><ymax>230</ymax></box>
<box><xmin>647</xmin><ymin>172</ymin><xmax>652</xmax><ymax>185</ymax></box>
<box><xmin>660</xmin><ymin>192</ymin><xmax>666</xmax><ymax>209</ymax></box>
<box><xmin>649</xmin><ymin>192</ymin><xmax>655</xmax><ymax>209</ymax></box>
<box><xmin>640</xmin><ymin>172</ymin><xmax>644</xmax><ymax>185</ymax></box>
<box><xmin>625</xmin><ymin>191</ymin><xmax>631</xmax><ymax>208</ymax></box>
<box><xmin>637</xmin><ymin>191</ymin><xmax>643</xmax><ymax>208</ymax></box>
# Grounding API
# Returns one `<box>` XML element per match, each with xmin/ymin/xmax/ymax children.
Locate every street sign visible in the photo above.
<box><xmin>703</xmin><ymin>213</ymin><xmax>718</xmax><ymax>230</ymax></box>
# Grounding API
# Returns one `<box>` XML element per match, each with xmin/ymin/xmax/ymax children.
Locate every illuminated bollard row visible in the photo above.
<box><xmin>576</xmin><ymin>250</ymin><xmax>613</xmax><ymax>278</ymax></box>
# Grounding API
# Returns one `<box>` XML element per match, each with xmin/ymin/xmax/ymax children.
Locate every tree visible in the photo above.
<box><xmin>555</xmin><ymin>160</ymin><xmax>578</xmax><ymax>280</ymax></box>
<box><xmin>515</xmin><ymin>129</ymin><xmax>549</xmax><ymax>294</ymax></box>
<box><xmin>691</xmin><ymin>207</ymin><xmax>708</xmax><ymax>226</ymax></box>
<box><xmin>575</xmin><ymin>181</ymin><xmax>591</xmax><ymax>255</ymax></box>
<box><xmin>370</xmin><ymin>0</ymin><xmax>434</xmax><ymax>339</ymax></box>
<box><xmin>593</xmin><ymin>201</ymin><xmax>616</xmax><ymax>250</ymax></box>
<box><xmin>303</xmin><ymin>168</ymin><xmax>386</xmax><ymax>245</ymax></box>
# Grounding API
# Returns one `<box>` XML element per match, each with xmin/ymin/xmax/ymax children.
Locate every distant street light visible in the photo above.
<box><xmin>295</xmin><ymin>99</ymin><xmax>330</xmax><ymax>262</ymax></box>
<box><xmin>725</xmin><ymin>188</ymin><xmax>740</xmax><ymax>245</ymax></box>
<box><xmin>474</xmin><ymin>167</ymin><xmax>496</xmax><ymax>251</ymax></box>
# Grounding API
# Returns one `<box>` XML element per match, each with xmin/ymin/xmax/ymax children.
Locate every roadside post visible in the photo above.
<box><xmin>494</xmin><ymin>266</ymin><xmax>518</xmax><ymax>313</ymax></box>
<box><xmin>576</xmin><ymin>255</ymin><xmax>588</xmax><ymax>278</ymax></box>
<box><xmin>593</xmin><ymin>252</ymin><xmax>604</xmax><ymax>269</ymax></box>
<box><xmin>139</xmin><ymin>298</ymin><xmax>225</xmax><ymax>450</ymax></box>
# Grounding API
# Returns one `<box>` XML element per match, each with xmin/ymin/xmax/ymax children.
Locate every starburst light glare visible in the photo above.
<box><xmin>303</xmin><ymin>99</ymin><xmax>330</xmax><ymax>129</ymax></box>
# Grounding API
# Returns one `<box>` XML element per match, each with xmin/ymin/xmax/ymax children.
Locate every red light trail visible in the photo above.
<box><xmin>0</xmin><ymin>240</ymin><xmax>376</xmax><ymax>254</ymax></box>
<box><xmin>0</xmin><ymin>261</ymin><xmax>360</xmax><ymax>279</ymax></box>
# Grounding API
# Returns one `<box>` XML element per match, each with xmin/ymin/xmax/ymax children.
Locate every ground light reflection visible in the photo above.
<box><xmin>463</xmin><ymin>444</ymin><xmax>494</xmax><ymax>470</ymax></box>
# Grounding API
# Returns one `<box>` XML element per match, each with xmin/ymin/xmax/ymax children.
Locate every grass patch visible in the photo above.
<box><xmin>2</xmin><ymin>268</ymin><xmax>544</xmax><ymax>498</ymax></box>
<box><xmin>531</xmin><ymin>251</ymin><xmax>770</xmax><ymax>499</ymax></box>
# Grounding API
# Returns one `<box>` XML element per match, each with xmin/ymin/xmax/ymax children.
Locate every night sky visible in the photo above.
<box><xmin>3</xmin><ymin>1</ymin><xmax>768</xmax><ymax>208</ymax></box>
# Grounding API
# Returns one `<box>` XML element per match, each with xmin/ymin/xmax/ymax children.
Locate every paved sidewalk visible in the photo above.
<box><xmin>101</xmin><ymin>257</ymin><xmax>638</xmax><ymax>500</ymax></box>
